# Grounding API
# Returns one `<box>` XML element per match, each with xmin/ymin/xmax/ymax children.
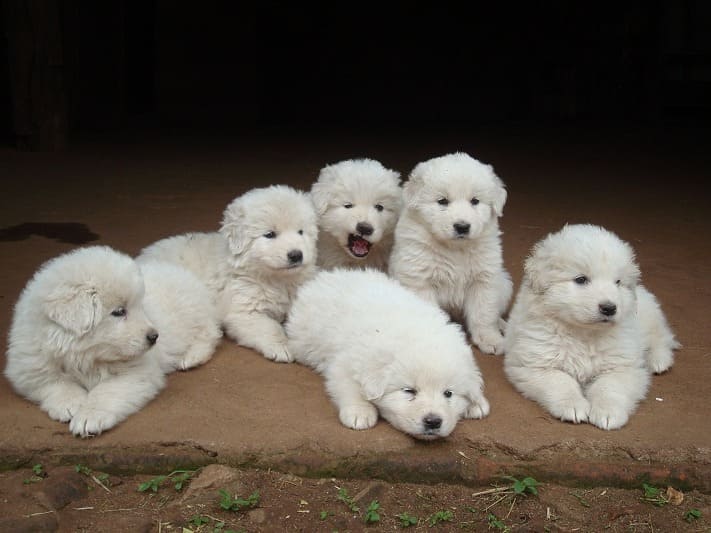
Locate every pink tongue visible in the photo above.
<box><xmin>351</xmin><ymin>237</ymin><xmax>370</xmax><ymax>256</ymax></box>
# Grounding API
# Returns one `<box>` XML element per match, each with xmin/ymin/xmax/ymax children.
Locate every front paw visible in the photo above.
<box><xmin>549</xmin><ymin>397</ymin><xmax>591</xmax><ymax>424</ymax></box>
<box><xmin>43</xmin><ymin>390</ymin><xmax>87</xmax><ymax>423</ymax></box>
<box><xmin>69</xmin><ymin>406</ymin><xmax>119</xmax><ymax>437</ymax></box>
<box><xmin>472</xmin><ymin>328</ymin><xmax>505</xmax><ymax>355</ymax></box>
<box><xmin>262</xmin><ymin>341</ymin><xmax>294</xmax><ymax>363</ymax></box>
<box><xmin>588</xmin><ymin>402</ymin><xmax>630</xmax><ymax>430</ymax></box>
<box><xmin>646</xmin><ymin>346</ymin><xmax>674</xmax><ymax>374</ymax></box>
<box><xmin>339</xmin><ymin>404</ymin><xmax>378</xmax><ymax>430</ymax></box>
<box><xmin>465</xmin><ymin>396</ymin><xmax>490</xmax><ymax>419</ymax></box>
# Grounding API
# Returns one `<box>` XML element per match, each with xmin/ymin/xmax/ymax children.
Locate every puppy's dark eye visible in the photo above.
<box><xmin>470</xmin><ymin>197</ymin><xmax>479</xmax><ymax>205</ymax></box>
<box><xmin>374</xmin><ymin>204</ymin><xmax>384</xmax><ymax>212</ymax></box>
<box><xmin>403</xmin><ymin>387</ymin><xmax>417</xmax><ymax>396</ymax></box>
<box><xmin>437</xmin><ymin>198</ymin><xmax>449</xmax><ymax>206</ymax></box>
<box><xmin>111</xmin><ymin>307</ymin><xmax>126</xmax><ymax>317</ymax></box>
<box><xmin>574</xmin><ymin>275</ymin><xmax>589</xmax><ymax>285</ymax></box>
<box><xmin>443</xmin><ymin>390</ymin><xmax>453</xmax><ymax>398</ymax></box>
<box><xmin>343</xmin><ymin>202</ymin><xmax>353</xmax><ymax>209</ymax></box>
<box><xmin>298</xmin><ymin>229</ymin><xmax>304</xmax><ymax>235</ymax></box>
<box><xmin>615</xmin><ymin>279</ymin><xmax>621</xmax><ymax>285</ymax></box>
<box><xmin>263</xmin><ymin>231</ymin><xmax>277</xmax><ymax>239</ymax></box>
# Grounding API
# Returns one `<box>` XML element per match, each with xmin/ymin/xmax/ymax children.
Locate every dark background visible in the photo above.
<box><xmin>1</xmin><ymin>1</ymin><xmax>710</xmax><ymax>150</ymax></box>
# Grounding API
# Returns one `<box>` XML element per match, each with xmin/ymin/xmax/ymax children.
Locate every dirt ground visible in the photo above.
<box><xmin>1</xmin><ymin>123</ymin><xmax>710</xmax><ymax>531</ymax></box>
<box><xmin>2</xmin><ymin>463</ymin><xmax>709</xmax><ymax>532</ymax></box>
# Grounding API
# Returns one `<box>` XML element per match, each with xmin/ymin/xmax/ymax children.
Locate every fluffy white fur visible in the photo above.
<box><xmin>5</xmin><ymin>246</ymin><xmax>165</xmax><ymax>437</ymax></box>
<box><xmin>285</xmin><ymin>268</ymin><xmax>489</xmax><ymax>439</ymax></box>
<box><xmin>389</xmin><ymin>152</ymin><xmax>512</xmax><ymax>355</ymax></box>
<box><xmin>310</xmin><ymin>158</ymin><xmax>402</xmax><ymax>271</ymax></box>
<box><xmin>138</xmin><ymin>185</ymin><xmax>319</xmax><ymax>362</ymax></box>
<box><xmin>503</xmin><ymin>224</ymin><xmax>679</xmax><ymax>430</ymax></box>
<box><xmin>139</xmin><ymin>260</ymin><xmax>223</xmax><ymax>373</ymax></box>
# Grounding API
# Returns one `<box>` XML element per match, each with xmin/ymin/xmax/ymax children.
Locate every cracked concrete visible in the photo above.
<box><xmin>1</xmin><ymin>125</ymin><xmax>709</xmax><ymax>491</ymax></box>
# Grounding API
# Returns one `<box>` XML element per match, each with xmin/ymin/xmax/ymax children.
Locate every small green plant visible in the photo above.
<box><xmin>504</xmin><ymin>476</ymin><xmax>539</xmax><ymax>496</ymax></box>
<box><xmin>684</xmin><ymin>508</ymin><xmax>701</xmax><ymax>522</ymax></box>
<box><xmin>74</xmin><ymin>464</ymin><xmax>92</xmax><ymax>476</ymax></box>
<box><xmin>641</xmin><ymin>483</ymin><xmax>668</xmax><ymax>507</ymax></box>
<box><xmin>364</xmin><ymin>500</ymin><xmax>381</xmax><ymax>523</ymax></box>
<box><xmin>570</xmin><ymin>490</ymin><xmax>591</xmax><ymax>507</ymax></box>
<box><xmin>487</xmin><ymin>513</ymin><xmax>510</xmax><ymax>532</ymax></box>
<box><xmin>337</xmin><ymin>487</ymin><xmax>360</xmax><ymax>512</ymax></box>
<box><xmin>397</xmin><ymin>512</ymin><xmax>418</xmax><ymax>527</ymax></box>
<box><xmin>428</xmin><ymin>509</ymin><xmax>454</xmax><ymax>526</ymax></box>
<box><xmin>137</xmin><ymin>469</ymin><xmax>195</xmax><ymax>493</ymax></box>
<box><xmin>24</xmin><ymin>463</ymin><xmax>47</xmax><ymax>484</ymax></box>
<box><xmin>189</xmin><ymin>514</ymin><xmax>210</xmax><ymax>527</ymax></box>
<box><xmin>218</xmin><ymin>489</ymin><xmax>260</xmax><ymax>512</ymax></box>
<box><xmin>319</xmin><ymin>510</ymin><xmax>332</xmax><ymax>520</ymax></box>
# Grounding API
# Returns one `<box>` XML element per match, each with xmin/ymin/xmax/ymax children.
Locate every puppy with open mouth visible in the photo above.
<box><xmin>310</xmin><ymin>158</ymin><xmax>402</xmax><ymax>271</ymax></box>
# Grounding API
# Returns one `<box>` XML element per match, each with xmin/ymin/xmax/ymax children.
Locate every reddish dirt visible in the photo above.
<box><xmin>1</xmin><ymin>463</ymin><xmax>709</xmax><ymax>532</ymax></box>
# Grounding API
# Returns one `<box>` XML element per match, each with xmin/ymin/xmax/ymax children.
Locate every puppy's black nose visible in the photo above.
<box><xmin>356</xmin><ymin>221</ymin><xmax>374</xmax><ymax>236</ymax></box>
<box><xmin>423</xmin><ymin>414</ymin><xmax>442</xmax><ymax>430</ymax></box>
<box><xmin>146</xmin><ymin>330</ymin><xmax>159</xmax><ymax>346</ymax></box>
<box><xmin>599</xmin><ymin>302</ymin><xmax>617</xmax><ymax>316</ymax></box>
<box><xmin>453</xmin><ymin>222</ymin><xmax>470</xmax><ymax>235</ymax></box>
<box><xmin>287</xmin><ymin>249</ymin><xmax>303</xmax><ymax>264</ymax></box>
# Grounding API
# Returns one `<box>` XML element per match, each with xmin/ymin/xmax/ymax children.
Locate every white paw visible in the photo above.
<box><xmin>646</xmin><ymin>347</ymin><xmax>674</xmax><ymax>374</ymax></box>
<box><xmin>588</xmin><ymin>403</ymin><xmax>630</xmax><ymax>430</ymax></box>
<box><xmin>178</xmin><ymin>350</ymin><xmax>213</xmax><ymax>371</ymax></box>
<box><xmin>550</xmin><ymin>397</ymin><xmax>591</xmax><ymax>424</ymax></box>
<box><xmin>472</xmin><ymin>328</ymin><xmax>505</xmax><ymax>355</ymax></box>
<box><xmin>43</xmin><ymin>389</ymin><xmax>88</xmax><ymax>423</ymax></box>
<box><xmin>465</xmin><ymin>396</ymin><xmax>490</xmax><ymax>419</ymax></box>
<box><xmin>263</xmin><ymin>341</ymin><xmax>294</xmax><ymax>363</ymax></box>
<box><xmin>339</xmin><ymin>404</ymin><xmax>378</xmax><ymax>430</ymax></box>
<box><xmin>69</xmin><ymin>406</ymin><xmax>119</xmax><ymax>438</ymax></box>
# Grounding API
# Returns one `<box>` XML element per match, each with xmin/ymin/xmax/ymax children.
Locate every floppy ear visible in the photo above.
<box><xmin>360</xmin><ymin>360</ymin><xmax>395</xmax><ymax>401</ymax></box>
<box><xmin>402</xmin><ymin>164</ymin><xmax>425</xmax><ymax>207</ymax></box>
<box><xmin>309</xmin><ymin>181</ymin><xmax>330</xmax><ymax>217</ymax></box>
<box><xmin>220</xmin><ymin>198</ymin><xmax>249</xmax><ymax>256</ymax></box>
<box><xmin>43</xmin><ymin>284</ymin><xmax>101</xmax><ymax>335</ymax></box>
<box><xmin>523</xmin><ymin>248</ymin><xmax>549</xmax><ymax>294</ymax></box>
<box><xmin>487</xmin><ymin>165</ymin><xmax>507</xmax><ymax>217</ymax></box>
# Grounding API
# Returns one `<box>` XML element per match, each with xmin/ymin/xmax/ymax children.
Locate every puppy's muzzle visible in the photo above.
<box><xmin>146</xmin><ymin>329</ymin><xmax>159</xmax><ymax>346</ymax></box>
<box><xmin>287</xmin><ymin>249</ymin><xmax>303</xmax><ymax>266</ymax></box>
<box><xmin>453</xmin><ymin>222</ymin><xmax>471</xmax><ymax>236</ymax></box>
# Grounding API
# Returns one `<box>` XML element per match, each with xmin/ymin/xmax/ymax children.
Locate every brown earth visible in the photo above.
<box><xmin>0</xmin><ymin>123</ymin><xmax>710</xmax><ymax>531</ymax></box>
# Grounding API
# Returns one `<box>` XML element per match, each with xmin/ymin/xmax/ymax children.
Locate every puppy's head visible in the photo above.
<box><xmin>361</xmin><ymin>324</ymin><xmax>484</xmax><ymax>439</ymax></box>
<box><xmin>311</xmin><ymin>159</ymin><xmax>402</xmax><ymax>259</ymax></box>
<box><xmin>220</xmin><ymin>185</ymin><xmax>318</xmax><ymax>273</ymax></box>
<box><xmin>40</xmin><ymin>246</ymin><xmax>158</xmax><ymax>362</ymax></box>
<box><xmin>403</xmin><ymin>152</ymin><xmax>506</xmax><ymax>243</ymax></box>
<box><xmin>524</xmin><ymin>224</ymin><xmax>641</xmax><ymax>327</ymax></box>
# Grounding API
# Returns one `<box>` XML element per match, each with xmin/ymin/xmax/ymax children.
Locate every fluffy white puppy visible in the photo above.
<box><xmin>5</xmin><ymin>246</ymin><xmax>165</xmax><ymax>437</ymax></box>
<box><xmin>139</xmin><ymin>260</ymin><xmax>223</xmax><ymax>373</ymax></box>
<box><xmin>285</xmin><ymin>268</ymin><xmax>490</xmax><ymax>439</ymax></box>
<box><xmin>310</xmin><ymin>158</ymin><xmax>402</xmax><ymax>270</ymax></box>
<box><xmin>138</xmin><ymin>185</ymin><xmax>318</xmax><ymax>363</ymax></box>
<box><xmin>503</xmin><ymin>224</ymin><xmax>679</xmax><ymax>430</ymax></box>
<box><xmin>389</xmin><ymin>152</ymin><xmax>512</xmax><ymax>355</ymax></box>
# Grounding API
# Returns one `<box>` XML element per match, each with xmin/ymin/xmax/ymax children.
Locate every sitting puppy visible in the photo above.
<box><xmin>389</xmin><ymin>152</ymin><xmax>512</xmax><ymax>355</ymax></box>
<box><xmin>310</xmin><ymin>158</ymin><xmax>402</xmax><ymax>271</ymax></box>
<box><xmin>285</xmin><ymin>268</ymin><xmax>490</xmax><ymax>439</ymax></box>
<box><xmin>138</xmin><ymin>185</ymin><xmax>318</xmax><ymax>362</ymax></box>
<box><xmin>503</xmin><ymin>224</ymin><xmax>679</xmax><ymax>430</ymax></box>
<box><xmin>5</xmin><ymin>246</ymin><xmax>165</xmax><ymax>437</ymax></box>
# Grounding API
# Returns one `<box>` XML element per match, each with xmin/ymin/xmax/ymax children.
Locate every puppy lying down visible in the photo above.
<box><xmin>285</xmin><ymin>268</ymin><xmax>489</xmax><ymax>439</ymax></box>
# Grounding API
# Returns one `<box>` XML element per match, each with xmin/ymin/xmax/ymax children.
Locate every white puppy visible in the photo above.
<box><xmin>138</xmin><ymin>185</ymin><xmax>318</xmax><ymax>363</ymax></box>
<box><xmin>310</xmin><ymin>158</ymin><xmax>402</xmax><ymax>271</ymax></box>
<box><xmin>285</xmin><ymin>268</ymin><xmax>490</xmax><ymax>439</ymax></box>
<box><xmin>503</xmin><ymin>224</ymin><xmax>679</xmax><ymax>430</ymax></box>
<box><xmin>5</xmin><ymin>246</ymin><xmax>165</xmax><ymax>437</ymax></box>
<box><xmin>389</xmin><ymin>152</ymin><xmax>512</xmax><ymax>355</ymax></box>
<box><xmin>139</xmin><ymin>260</ymin><xmax>223</xmax><ymax>373</ymax></box>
